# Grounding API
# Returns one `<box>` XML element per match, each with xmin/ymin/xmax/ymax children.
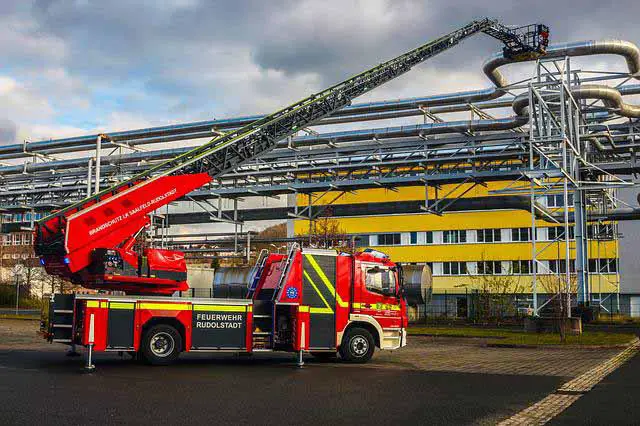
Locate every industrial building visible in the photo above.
<box><xmin>1</xmin><ymin>30</ymin><xmax>640</xmax><ymax>317</ymax></box>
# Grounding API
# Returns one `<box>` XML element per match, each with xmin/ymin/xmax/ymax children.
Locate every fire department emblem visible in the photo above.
<box><xmin>286</xmin><ymin>287</ymin><xmax>298</xmax><ymax>299</ymax></box>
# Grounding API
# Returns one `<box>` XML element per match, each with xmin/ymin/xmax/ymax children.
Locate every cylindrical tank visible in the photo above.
<box><xmin>212</xmin><ymin>266</ymin><xmax>257</xmax><ymax>298</ymax></box>
<box><xmin>402</xmin><ymin>264</ymin><xmax>433</xmax><ymax>306</ymax></box>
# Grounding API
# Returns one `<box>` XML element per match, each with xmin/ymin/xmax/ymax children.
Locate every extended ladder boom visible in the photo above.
<box><xmin>34</xmin><ymin>18</ymin><xmax>549</xmax><ymax>288</ymax></box>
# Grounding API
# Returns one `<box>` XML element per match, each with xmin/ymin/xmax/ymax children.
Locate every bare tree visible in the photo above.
<box><xmin>538</xmin><ymin>273</ymin><xmax>577</xmax><ymax>341</ymax></box>
<box><xmin>469</xmin><ymin>257</ymin><xmax>525</xmax><ymax>324</ymax></box>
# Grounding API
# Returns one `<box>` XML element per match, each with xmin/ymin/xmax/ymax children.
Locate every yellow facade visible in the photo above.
<box><xmin>294</xmin><ymin>183</ymin><xmax>620</xmax><ymax>294</ymax></box>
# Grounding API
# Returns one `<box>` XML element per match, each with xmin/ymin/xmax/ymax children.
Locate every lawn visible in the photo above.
<box><xmin>408</xmin><ymin>326</ymin><xmax>636</xmax><ymax>346</ymax></box>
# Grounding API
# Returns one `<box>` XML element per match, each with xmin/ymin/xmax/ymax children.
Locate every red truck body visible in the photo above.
<box><xmin>45</xmin><ymin>247</ymin><xmax>407</xmax><ymax>366</ymax></box>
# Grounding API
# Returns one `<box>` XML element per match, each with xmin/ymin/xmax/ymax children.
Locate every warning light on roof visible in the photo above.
<box><xmin>40</xmin><ymin>258</ymin><xmax>45</xmax><ymax>266</ymax></box>
<box><xmin>63</xmin><ymin>257</ymin><xmax>70</xmax><ymax>265</ymax></box>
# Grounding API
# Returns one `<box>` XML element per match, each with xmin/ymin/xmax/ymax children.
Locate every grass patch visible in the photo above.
<box><xmin>0</xmin><ymin>314</ymin><xmax>40</xmax><ymax>320</ymax></box>
<box><xmin>408</xmin><ymin>326</ymin><xmax>636</xmax><ymax>346</ymax></box>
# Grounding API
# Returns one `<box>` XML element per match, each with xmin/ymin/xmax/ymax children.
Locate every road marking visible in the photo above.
<box><xmin>499</xmin><ymin>339</ymin><xmax>640</xmax><ymax>425</ymax></box>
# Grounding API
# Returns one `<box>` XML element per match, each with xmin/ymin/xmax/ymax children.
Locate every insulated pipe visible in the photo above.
<box><xmin>572</xmin><ymin>85</ymin><xmax>640</xmax><ymax>118</ymax></box>
<box><xmin>512</xmin><ymin>84</ymin><xmax>640</xmax><ymax>119</ymax></box>
<box><xmin>94</xmin><ymin>135</ymin><xmax>102</xmax><ymax>195</ymax></box>
<box><xmin>484</xmin><ymin>39</ymin><xmax>640</xmax><ymax>88</ymax></box>
<box><xmin>0</xmin><ymin>40</ymin><xmax>637</xmax><ymax>160</ymax></box>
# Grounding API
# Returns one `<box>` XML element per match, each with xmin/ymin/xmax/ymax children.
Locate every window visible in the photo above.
<box><xmin>443</xmin><ymin>230</ymin><xmax>466</xmax><ymax>244</ymax></box>
<box><xmin>410</xmin><ymin>232</ymin><xmax>417</xmax><ymax>245</ymax></box>
<box><xmin>477</xmin><ymin>261</ymin><xmax>502</xmax><ymax>275</ymax></box>
<box><xmin>511</xmin><ymin>260</ymin><xmax>531</xmax><ymax>274</ymax></box>
<box><xmin>511</xmin><ymin>228</ymin><xmax>531</xmax><ymax>242</ymax></box>
<box><xmin>377</xmin><ymin>233</ymin><xmax>401</xmax><ymax>246</ymax></box>
<box><xmin>549</xmin><ymin>259</ymin><xmax>576</xmax><ymax>274</ymax></box>
<box><xmin>442</xmin><ymin>262</ymin><xmax>467</xmax><ymax>275</ymax></box>
<box><xmin>477</xmin><ymin>229</ymin><xmax>501</xmax><ymax>243</ymax></box>
<box><xmin>364</xmin><ymin>266</ymin><xmax>396</xmax><ymax>295</ymax></box>
<box><xmin>589</xmin><ymin>258</ymin><xmax>618</xmax><ymax>273</ymax></box>
<box><xmin>12</xmin><ymin>234</ymin><xmax>20</xmax><ymax>246</ymax></box>
<box><xmin>587</xmin><ymin>224</ymin><xmax>614</xmax><ymax>240</ymax></box>
<box><xmin>425</xmin><ymin>231</ymin><xmax>433</xmax><ymax>244</ymax></box>
<box><xmin>355</xmin><ymin>235</ymin><xmax>370</xmax><ymax>247</ymax></box>
<box><xmin>547</xmin><ymin>193</ymin><xmax>574</xmax><ymax>208</ymax></box>
<box><xmin>547</xmin><ymin>226</ymin><xmax>575</xmax><ymax>241</ymax></box>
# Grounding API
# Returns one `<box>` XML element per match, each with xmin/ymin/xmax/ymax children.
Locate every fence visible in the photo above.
<box><xmin>409</xmin><ymin>290</ymin><xmax>630</xmax><ymax>323</ymax></box>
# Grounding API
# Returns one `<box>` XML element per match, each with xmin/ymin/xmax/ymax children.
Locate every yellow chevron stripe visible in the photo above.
<box><xmin>298</xmin><ymin>306</ymin><xmax>310</xmax><ymax>313</ymax></box>
<box><xmin>305</xmin><ymin>254</ymin><xmax>348</xmax><ymax>308</ymax></box>
<box><xmin>86</xmin><ymin>301</ymin><xmax>100</xmax><ymax>308</ymax></box>
<box><xmin>193</xmin><ymin>305</ymin><xmax>246</xmax><ymax>312</ymax></box>
<box><xmin>302</xmin><ymin>270</ymin><xmax>334</xmax><ymax>314</ymax></box>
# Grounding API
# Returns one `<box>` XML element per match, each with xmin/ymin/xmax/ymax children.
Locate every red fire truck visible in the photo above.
<box><xmin>43</xmin><ymin>247</ymin><xmax>407</xmax><ymax>367</ymax></box>
<box><xmin>34</xmin><ymin>19</ymin><xmax>547</xmax><ymax>369</ymax></box>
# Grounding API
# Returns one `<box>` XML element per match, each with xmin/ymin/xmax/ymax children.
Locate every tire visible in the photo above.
<box><xmin>311</xmin><ymin>351</ymin><xmax>337</xmax><ymax>362</ymax></box>
<box><xmin>141</xmin><ymin>324</ymin><xmax>182</xmax><ymax>365</ymax></box>
<box><xmin>339</xmin><ymin>327</ymin><xmax>375</xmax><ymax>363</ymax></box>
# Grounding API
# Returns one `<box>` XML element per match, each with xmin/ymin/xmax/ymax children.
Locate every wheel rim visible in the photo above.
<box><xmin>150</xmin><ymin>332</ymin><xmax>175</xmax><ymax>357</ymax></box>
<box><xmin>350</xmin><ymin>335</ymin><xmax>369</xmax><ymax>357</ymax></box>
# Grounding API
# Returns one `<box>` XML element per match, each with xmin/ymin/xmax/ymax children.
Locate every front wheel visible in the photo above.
<box><xmin>339</xmin><ymin>327</ymin><xmax>375</xmax><ymax>363</ymax></box>
<box><xmin>141</xmin><ymin>324</ymin><xmax>182</xmax><ymax>365</ymax></box>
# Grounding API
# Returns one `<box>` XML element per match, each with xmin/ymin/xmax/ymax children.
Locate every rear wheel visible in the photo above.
<box><xmin>141</xmin><ymin>324</ymin><xmax>182</xmax><ymax>365</ymax></box>
<box><xmin>339</xmin><ymin>327</ymin><xmax>375</xmax><ymax>363</ymax></box>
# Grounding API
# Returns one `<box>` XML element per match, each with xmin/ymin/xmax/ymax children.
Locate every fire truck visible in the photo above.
<box><xmin>44</xmin><ymin>247</ymin><xmax>406</xmax><ymax>366</ymax></box>
<box><xmin>34</xmin><ymin>19</ymin><xmax>548</xmax><ymax>369</ymax></box>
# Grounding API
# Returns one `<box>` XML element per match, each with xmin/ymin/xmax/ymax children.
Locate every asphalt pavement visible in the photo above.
<box><xmin>551</xmin><ymin>352</ymin><xmax>640</xmax><ymax>425</ymax></box>
<box><xmin>0</xmin><ymin>349</ymin><xmax>563</xmax><ymax>425</ymax></box>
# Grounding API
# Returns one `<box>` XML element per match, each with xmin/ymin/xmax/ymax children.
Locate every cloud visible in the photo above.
<box><xmin>0</xmin><ymin>0</ymin><xmax>638</xmax><ymax>147</ymax></box>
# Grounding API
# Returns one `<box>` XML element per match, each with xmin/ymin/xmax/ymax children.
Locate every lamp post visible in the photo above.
<box><xmin>13</xmin><ymin>264</ymin><xmax>24</xmax><ymax>315</ymax></box>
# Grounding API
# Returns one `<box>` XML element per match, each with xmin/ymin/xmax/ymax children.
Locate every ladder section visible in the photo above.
<box><xmin>49</xmin><ymin>294</ymin><xmax>76</xmax><ymax>343</ymax></box>
<box><xmin>247</xmin><ymin>249</ymin><xmax>269</xmax><ymax>299</ymax></box>
<box><xmin>37</xmin><ymin>18</ymin><xmax>511</xmax><ymax>227</ymax></box>
<box><xmin>272</xmin><ymin>243</ymin><xmax>300</xmax><ymax>301</ymax></box>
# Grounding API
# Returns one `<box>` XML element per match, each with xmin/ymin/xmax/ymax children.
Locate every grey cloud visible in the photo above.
<box><xmin>0</xmin><ymin>119</ymin><xmax>17</xmax><ymax>144</ymax></box>
<box><xmin>2</xmin><ymin>0</ymin><xmax>640</xmax><ymax>136</ymax></box>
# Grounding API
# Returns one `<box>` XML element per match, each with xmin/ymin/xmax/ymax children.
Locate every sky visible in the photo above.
<box><xmin>2</xmin><ymin>0</ymin><xmax>640</xmax><ymax>145</ymax></box>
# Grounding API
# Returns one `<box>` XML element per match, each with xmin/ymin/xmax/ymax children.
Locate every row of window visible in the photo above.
<box><xmin>356</xmin><ymin>224</ymin><xmax>615</xmax><ymax>247</ymax></box>
<box><xmin>2</xmin><ymin>253</ymin><xmax>35</xmax><ymax>260</ymax></box>
<box><xmin>431</xmin><ymin>259</ymin><xmax>617</xmax><ymax>276</ymax></box>
<box><xmin>1</xmin><ymin>213</ymin><xmax>45</xmax><ymax>223</ymax></box>
<box><xmin>1</xmin><ymin>233</ymin><xmax>33</xmax><ymax>246</ymax></box>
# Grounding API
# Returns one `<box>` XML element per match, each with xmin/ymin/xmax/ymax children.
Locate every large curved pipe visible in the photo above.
<box><xmin>512</xmin><ymin>84</ymin><xmax>640</xmax><ymax>119</ymax></box>
<box><xmin>573</xmin><ymin>85</ymin><xmax>640</xmax><ymax>118</ymax></box>
<box><xmin>484</xmin><ymin>39</ymin><xmax>640</xmax><ymax>88</ymax></box>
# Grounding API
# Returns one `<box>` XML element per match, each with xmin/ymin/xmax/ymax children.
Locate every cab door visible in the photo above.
<box><xmin>357</xmin><ymin>263</ymin><xmax>402</xmax><ymax>329</ymax></box>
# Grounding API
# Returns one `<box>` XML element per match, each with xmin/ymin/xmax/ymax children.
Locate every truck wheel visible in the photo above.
<box><xmin>141</xmin><ymin>324</ymin><xmax>182</xmax><ymax>365</ymax></box>
<box><xmin>339</xmin><ymin>327</ymin><xmax>375</xmax><ymax>363</ymax></box>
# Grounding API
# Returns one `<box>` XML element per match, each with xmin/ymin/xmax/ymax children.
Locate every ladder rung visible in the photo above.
<box><xmin>52</xmin><ymin>324</ymin><xmax>73</xmax><ymax>328</ymax></box>
<box><xmin>54</xmin><ymin>310</ymin><xmax>74</xmax><ymax>314</ymax></box>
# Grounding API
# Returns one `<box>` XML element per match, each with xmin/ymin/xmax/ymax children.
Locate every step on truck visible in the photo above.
<box><xmin>42</xmin><ymin>247</ymin><xmax>407</xmax><ymax>368</ymax></box>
